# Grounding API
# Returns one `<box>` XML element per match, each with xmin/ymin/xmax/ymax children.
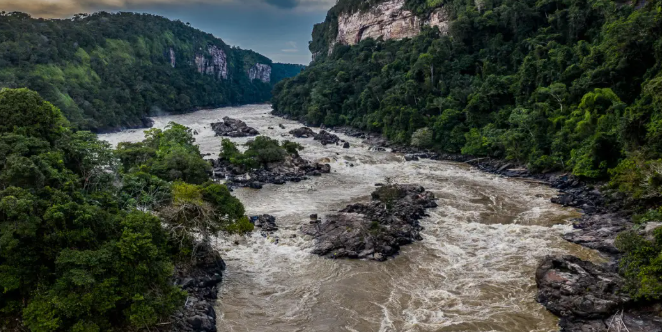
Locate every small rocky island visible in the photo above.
<box><xmin>210</xmin><ymin>136</ymin><xmax>330</xmax><ymax>188</ymax></box>
<box><xmin>211</xmin><ymin>117</ymin><xmax>259</xmax><ymax>137</ymax></box>
<box><xmin>289</xmin><ymin>126</ymin><xmax>341</xmax><ymax>146</ymax></box>
<box><xmin>302</xmin><ymin>184</ymin><xmax>437</xmax><ymax>261</ymax></box>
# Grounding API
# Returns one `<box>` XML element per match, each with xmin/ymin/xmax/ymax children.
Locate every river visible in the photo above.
<box><xmin>99</xmin><ymin>104</ymin><xmax>602</xmax><ymax>332</ymax></box>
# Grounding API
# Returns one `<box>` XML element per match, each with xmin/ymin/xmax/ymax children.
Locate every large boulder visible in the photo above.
<box><xmin>301</xmin><ymin>184</ymin><xmax>437</xmax><ymax>261</ymax></box>
<box><xmin>314</xmin><ymin>130</ymin><xmax>340</xmax><ymax>145</ymax></box>
<box><xmin>252</xmin><ymin>214</ymin><xmax>278</xmax><ymax>232</ymax></box>
<box><xmin>536</xmin><ymin>255</ymin><xmax>629</xmax><ymax>319</ymax></box>
<box><xmin>210</xmin><ymin>117</ymin><xmax>259</xmax><ymax>137</ymax></box>
<box><xmin>289</xmin><ymin>127</ymin><xmax>316</xmax><ymax>138</ymax></box>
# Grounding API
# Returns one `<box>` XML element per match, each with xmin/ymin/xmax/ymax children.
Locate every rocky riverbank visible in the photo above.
<box><xmin>209</xmin><ymin>155</ymin><xmax>331</xmax><ymax>189</ymax></box>
<box><xmin>158</xmin><ymin>243</ymin><xmax>226</xmax><ymax>332</ymax></box>
<box><xmin>301</xmin><ymin>184</ymin><xmax>437</xmax><ymax>261</ymax></box>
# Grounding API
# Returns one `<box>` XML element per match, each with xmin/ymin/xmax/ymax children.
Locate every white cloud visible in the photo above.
<box><xmin>280</xmin><ymin>40</ymin><xmax>298</xmax><ymax>52</ymax></box>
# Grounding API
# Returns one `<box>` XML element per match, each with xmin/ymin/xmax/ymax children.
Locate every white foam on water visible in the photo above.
<box><xmin>100</xmin><ymin>105</ymin><xmax>603</xmax><ymax>332</ymax></box>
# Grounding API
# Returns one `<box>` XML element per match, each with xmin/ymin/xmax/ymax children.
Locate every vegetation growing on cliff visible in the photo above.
<box><xmin>273</xmin><ymin>0</ymin><xmax>662</xmax><ymax>299</ymax></box>
<box><xmin>0</xmin><ymin>88</ymin><xmax>249</xmax><ymax>331</ymax></box>
<box><xmin>0</xmin><ymin>11</ymin><xmax>302</xmax><ymax>132</ymax></box>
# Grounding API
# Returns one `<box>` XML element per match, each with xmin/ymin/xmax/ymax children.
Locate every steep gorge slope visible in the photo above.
<box><xmin>0</xmin><ymin>11</ymin><xmax>303</xmax><ymax>132</ymax></box>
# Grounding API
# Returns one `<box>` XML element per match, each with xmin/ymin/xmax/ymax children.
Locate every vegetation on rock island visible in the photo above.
<box><xmin>220</xmin><ymin>137</ymin><xmax>304</xmax><ymax>171</ymax></box>
<box><xmin>272</xmin><ymin>0</ymin><xmax>662</xmax><ymax>301</ymax></box>
<box><xmin>0</xmin><ymin>88</ymin><xmax>250</xmax><ymax>331</ymax></box>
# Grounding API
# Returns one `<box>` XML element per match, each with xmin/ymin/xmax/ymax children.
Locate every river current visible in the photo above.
<box><xmin>99</xmin><ymin>104</ymin><xmax>601</xmax><ymax>332</ymax></box>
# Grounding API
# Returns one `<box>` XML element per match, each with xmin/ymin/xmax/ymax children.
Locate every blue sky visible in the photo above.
<box><xmin>0</xmin><ymin>0</ymin><xmax>333</xmax><ymax>64</ymax></box>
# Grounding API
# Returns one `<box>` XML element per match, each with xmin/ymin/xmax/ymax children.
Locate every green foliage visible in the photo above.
<box><xmin>616</xmin><ymin>228</ymin><xmax>662</xmax><ymax>300</ymax></box>
<box><xmin>117</xmin><ymin>122</ymin><xmax>211</xmax><ymax>184</ymax></box>
<box><xmin>0</xmin><ymin>88</ymin><xmax>67</xmax><ymax>142</ymax></box>
<box><xmin>225</xmin><ymin>216</ymin><xmax>255</xmax><ymax>234</ymax></box>
<box><xmin>0</xmin><ymin>12</ymin><xmax>302</xmax><ymax>132</ymax></box>
<box><xmin>411</xmin><ymin>127</ymin><xmax>433</xmax><ymax>148</ymax></box>
<box><xmin>220</xmin><ymin>136</ymin><xmax>303</xmax><ymax>170</ymax></box>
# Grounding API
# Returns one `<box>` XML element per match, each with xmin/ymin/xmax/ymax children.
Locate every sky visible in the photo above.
<box><xmin>0</xmin><ymin>0</ymin><xmax>334</xmax><ymax>64</ymax></box>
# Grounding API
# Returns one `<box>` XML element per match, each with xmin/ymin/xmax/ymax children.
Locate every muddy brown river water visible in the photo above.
<box><xmin>100</xmin><ymin>105</ymin><xmax>603</xmax><ymax>332</ymax></box>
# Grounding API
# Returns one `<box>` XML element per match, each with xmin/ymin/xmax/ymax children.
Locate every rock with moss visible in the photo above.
<box><xmin>301</xmin><ymin>184</ymin><xmax>436</xmax><ymax>261</ymax></box>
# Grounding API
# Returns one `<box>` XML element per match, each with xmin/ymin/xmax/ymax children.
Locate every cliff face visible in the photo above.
<box><xmin>248</xmin><ymin>63</ymin><xmax>271</xmax><ymax>83</ymax></box>
<box><xmin>332</xmin><ymin>0</ymin><xmax>448</xmax><ymax>50</ymax></box>
<box><xmin>194</xmin><ymin>45</ymin><xmax>228</xmax><ymax>80</ymax></box>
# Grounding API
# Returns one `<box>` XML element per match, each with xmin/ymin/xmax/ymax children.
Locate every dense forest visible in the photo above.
<box><xmin>0</xmin><ymin>88</ymin><xmax>254</xmax><ymax>331</ymax></box>
<box><xmin>273</xmin><ymin>0</ymin><xmax>662</xmax><ymax>300</ymax></box>
<box><xmin>0</xmin><ymin>11</ymin><xmax>303</xmax><ymax>132</ymax></box>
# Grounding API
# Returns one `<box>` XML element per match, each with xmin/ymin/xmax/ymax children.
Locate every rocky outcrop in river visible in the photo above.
<box><xmin>301</xmin><ymin>184</ymin><xmax>436</xmax><ymax>261</ymax></box>
<box><xmin>288</xmin><ymin>127</ymin><xmax>341</xmax><ymax>145</ymax></box>
<box><xmin>211</xmin><ymin>117</ymin><xmax>259</xmax><ymax>137</ymax></box>
<box><xmin>210</xmin><ymin>155</ymin><xmax>330</xmax><ymax>189</ymax></box>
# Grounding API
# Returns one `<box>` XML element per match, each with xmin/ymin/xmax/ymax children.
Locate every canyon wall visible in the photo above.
<box><xmin>332</xmin><ymin>0</ymin><xmax>448</xmax><ymax>51</ymax></box>
<box><xmin>248</xmin><ymin>63</ymin><xmax>271</xmax><ymax>83</ymax></box>
<box><xmin>194</xmin><ymin>45</ymin><xmax>228</xmax><ymax>79</ymax></box>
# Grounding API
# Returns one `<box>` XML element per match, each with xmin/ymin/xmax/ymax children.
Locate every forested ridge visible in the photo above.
<box><xmin>273</xmin><ymin>0</ymin><xmax>662</xmax><ymax>300</ymax></box>
<box><xmin>0</xmin><ymin>11</ymin><xmax>303</xmax><ymax>132</ymax></box>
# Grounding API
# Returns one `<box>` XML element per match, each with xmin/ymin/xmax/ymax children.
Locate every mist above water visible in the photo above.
<box><xmin>99</xmin><ymin>105</ymin><xmax>601</xmax><ymax>332</ymax></box>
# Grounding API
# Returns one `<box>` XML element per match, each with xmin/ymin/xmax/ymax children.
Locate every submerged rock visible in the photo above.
<box><xmin>211</xmin><ymin>117</ymin><xmax>259</xmax><ymax>137</ymax></box>
<box><xmin>301</xmin><ymin>184</ymin><xmax>437</xmax><ymax>261</ymax></box>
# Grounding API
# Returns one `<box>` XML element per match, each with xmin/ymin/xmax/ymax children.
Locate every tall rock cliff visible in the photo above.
<box><xmin>248</xmin><ymin>63</ymin><xmax>271</xmax><ymax>83</ymax></box>
<box><xmin>194</xmin><ymin>45</ymin><xmax>228</xmax><ymax>79</ymax></box>
<box><xmin>309</xmin><ymin>0</ymin><xmax>449</xmax><ymax>59</ymax></box>
<box><xmin>334</xmin><ymin>0</ymin><xmax>448</xmax><ymax>48</ymax></box>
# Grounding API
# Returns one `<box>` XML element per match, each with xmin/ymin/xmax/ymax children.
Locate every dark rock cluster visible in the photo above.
<box><xmin>289</xmin><ymin>127</ymin><xmax>316</xmax><ymax>138</ymax></box>
<box><xmin>536</xmin><ymin>256</ymin><xmax>662</xmax><ymax>331</ymax></box>
<box><xmin>160</xmin><ymin>244</ymin><xmax>225</xmax><ymax>332</ymax></box>
<box><xmin>313</xmin><ymin>130</ymin><xmax>340</xmax><ymax>145</ymax></box>
<box><xmin>301</xmin><ymin>184</ymin><xmax>437</xmax><ymax>261</ymax></box>
<box><xmin>211</xmin><ymin>117</ymin><xmax>259</xmax><ymax>137</ymax></box>
<box><xmin>252</xmin><ymin>214</ymin><xmax>278</xmax><ymax>232</ymax></box>
<box><xmin>209</xmin><ymin>156</ymin><xmax>331</xmax><ymax>189</ymax></box>
<box><xmin>288</xmin><ymin>127</ymin><xmax>341</xmax><ymax>146</ymax></box>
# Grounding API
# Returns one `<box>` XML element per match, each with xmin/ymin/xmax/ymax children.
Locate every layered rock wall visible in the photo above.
<box><xmin>248</xmin><ymin>63</ymin><xmax>271</xmax><ymax>83</ymax></box>
<box><xmin>333</xmin><ymin>0</ymin><xmax>448</xmax><ymax>50</ymax></box>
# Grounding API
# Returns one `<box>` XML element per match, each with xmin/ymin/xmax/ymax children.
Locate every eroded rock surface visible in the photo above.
<box><xmin>301</xmin><ymin>184</ymin><xmax>437</xmax><ymax>261</ymax></box>
<box><xmin>211</xmin><ymin>117</ymin><xmax>259</xmax><ymax>137</ymax></box>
